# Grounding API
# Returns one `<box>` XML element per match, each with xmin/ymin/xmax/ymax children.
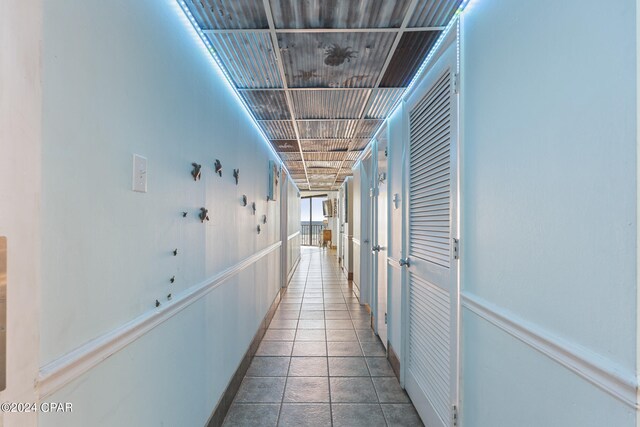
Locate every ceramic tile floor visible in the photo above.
<box><xmin>223</xmin><ymin>247</ymin><xmax>424</xmax><ymax>427</ymax></box>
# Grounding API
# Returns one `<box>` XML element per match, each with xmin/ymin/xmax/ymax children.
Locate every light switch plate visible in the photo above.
<box><xmin>132</xmin><ymin>154</ymin><xmax>147</xmax><ymax>193</ymax></box>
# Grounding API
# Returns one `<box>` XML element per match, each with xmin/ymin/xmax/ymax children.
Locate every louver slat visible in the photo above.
<box><xmin>409</xmin><ymin>71</ymin><xmax>451</xmax><ymax>268</ymax></box>
<box><xmin>408</xmin><ymin>273</ymin><xmax>451</xmax><ymax>422</ymax></box>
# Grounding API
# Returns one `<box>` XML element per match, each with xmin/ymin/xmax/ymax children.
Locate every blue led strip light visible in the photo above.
<box><xmin>353</xmin><ymin>0</ymin><xmax>472</xmax><ymax>168</ymax></box>
<box><xmin>176</xmin><ymin>1</ymin><xmax>297</xmax><ymax>185</ymax></box>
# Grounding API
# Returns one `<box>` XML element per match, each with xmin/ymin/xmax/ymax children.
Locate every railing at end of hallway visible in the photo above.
<box><xmin>301</xmin><ymin>223</ymin><xmax>326</xmax><ymax>246</ymax></box>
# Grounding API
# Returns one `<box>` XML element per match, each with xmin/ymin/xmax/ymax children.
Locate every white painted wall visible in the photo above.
<box><xmin>460</xmin><ymin>0</ymin><xmax>637</xmax><ymax>425</ymax></box>
<box><xmin>0</xmin><ymin>1</ymin><xmax>42</xmax><ymax>426</ymax></box>
<box><xmin>35</xmin><ymin>0</ymin><xmax>291</xmax><ymax>425</ymax></box>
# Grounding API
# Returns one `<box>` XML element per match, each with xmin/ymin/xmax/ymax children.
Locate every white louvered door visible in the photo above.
<box><xmin>404</xmin><ymin>41</ymin><xmax>458</xmax><ymax>427</ymax></box>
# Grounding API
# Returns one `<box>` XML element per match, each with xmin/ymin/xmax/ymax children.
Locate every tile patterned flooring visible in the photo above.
<box><xmin>223</xmin><ymin>247</ymin><xmax>424</xmax><ymax>427</ymax></box>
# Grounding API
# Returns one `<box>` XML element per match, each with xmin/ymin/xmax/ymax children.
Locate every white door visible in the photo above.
<box><xmin>402</xmin><ymin>41</ymin><xmax>459</xmax><ymax>427</ymax></box>
<box><xmin>373</xmin><ymin>134</ymin><xmax>389</xmax><ymax>347</ymax></box>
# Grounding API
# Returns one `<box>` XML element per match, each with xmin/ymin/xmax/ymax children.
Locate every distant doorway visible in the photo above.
<box><xmin>300</xmin><ymin>195</ymin><xmax>327</xmax><ymax>246</ymax></box>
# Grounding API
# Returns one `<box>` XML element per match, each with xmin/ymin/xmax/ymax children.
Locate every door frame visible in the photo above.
<box><xmin>371</xmin><ymin>130</ymin><xmax>391</xmax><ymax>347</ymax></box>
<box><xmin>399</xmin><ymin>24</ymin><xmax>461</xmax><ymax>423</ymax></box>
<box><xmin>280</xmin><ymin>170</ymin><xmax>289</xmax><ymax>288</ymax></box>
<box><xmin>370</xmin><ymin>138</ymin><xmax>379</xmax><ymax>335</ymax></box>
<box><xmin>357</xmin><ymin>149</ymin><xmax>374</xmax><ymax>305</ymax></box>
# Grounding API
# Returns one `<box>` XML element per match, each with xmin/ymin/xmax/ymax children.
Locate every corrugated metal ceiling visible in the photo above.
<box><xmin>206</xmin><ymin>32</ymin><xmax>282</xmax><ymax>88</ymax></box>
<box><xmin>184</xmin><ymin>0</ymin><xmax>460</xmax><ymax>189</ymax></box>
<box><xmin>409</xmin><ymin>0</ymin><xmax>463</xmax><ymax>27</ymax></box>
<box><xmin>272</xmin><ymin>140</ymin><xmax>300</xmax><ymax>152</ymax></box>
<box><xmin>380</xmin><ymin>31</ymin><xmax>440</xmax><ymax>87</ymax></box>
<box><xmin>305</xmin><ymin>152</ymin><xmax>351</xmax><ymax>161</ymax></box>
<box><xmin>297</xmin><ymin>120</ymin><xmax>359</xmax><ymax>139</ymax></box>
<box><xmin>278</xmin><ymin>32</ymin><xmax>396</xmax><ymax>88</ymax></box>
<box><xmin>243</xmin><ymin>91</ymin><xmax>290</xmax><ymax>120</ymax></box>
<box><xmin>366</xmin><ymin>88</ymin><xmax>405</xmax><ymax>119</ymax></box>
<box><xmin>270</xmin><ymin>0</ymin><xmax>411</xmax><ymax>29</ymax></box>
<box><xmin>300</xmin><ymin>139</ymin><xmax>352</xmax><ymax>152</ymax></box>
<box><xmin>291</xmin><ymin>90</ymin><xmax>369</xmax><ymax>119</ymax></box>
<box><xmin>189</xmin><ymin>0</ymin><xmax>268</xmax><ymax>29</ymax></box>
<box><xmin>259</xmin><ymin>120</ymin><xmax>296</xmax><ymax>139</ymax></box>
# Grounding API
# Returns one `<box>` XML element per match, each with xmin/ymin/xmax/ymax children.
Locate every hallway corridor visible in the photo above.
<box><xmin>223</xmin><ymin>248</ymin><xmax>423</xmax><ymax>426</ymax></box>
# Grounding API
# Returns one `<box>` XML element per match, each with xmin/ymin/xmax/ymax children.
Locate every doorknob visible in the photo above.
<box><xmin>399</xmin><ymin>258</ymin><xmax>411</xmax><ymax>267</ymax></box>
<box><xmin>371</xmin><ymin>245</ymin><xmax>381</xmax><ymax>253</ymax></box>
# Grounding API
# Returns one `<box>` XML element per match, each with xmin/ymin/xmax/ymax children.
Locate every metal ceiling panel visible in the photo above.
<box><xmin>345</xmin><ymin>151</ymin><xmax>362</xmax><ymax>160</ymax></box>
<box><xmin>291</xmin><ymin>90</ymin><xmax>369</xmax><ymax>119</ymax></box>
<box><xmin>308</xmin><ymin>173</ymin><xmax>337</xmax><ymax>180</ymax></box>
<box><xmin>269</xmin><ymin>0</ymin><xmax>411</xmax><ymax>29</ymax></box>
<box><xmin>379</xmin><ymin>31</ymin><xmax>440</xmax><ymax>87</ymax></box>
<box><xmin>304</xmin><ymin>152</ymin><xmax>348</xmax><ymax>161</ymax></box>
<box><xmin>365</xmin><ymin>88</ymin><xmax>405</xmax><ymax>119</ymax></box>
<box><xmin>306</xmin><ymin>161</ymin><xmax>342</xmax><ymax>169</ymax></box>
<box><xmin>300</xmin><ymin>139</ymin><xmax>351</xmax><ymax>152</ymax></box>
<box><xmin>297</xmin><ymin>120</ymin><xmax>359</xmax><ymax>139</ymax></box>
<box><xmin>243</xmin><ymin>91</ymin><xmax>290</xmax><ymax>119</ymax></box>
<box><xmin>185</xmin><ymin>0</ymin><xmax>268</xmax><ymax>29</ymax></box>
<box><xmin>272</xmin><ymin>140</ymin><xmax>300</xmax><ymax>152</ymax></box>
<box><xmin>278</xmin><ymin>32</ymin><xmax>396</xmax><ymax>88</ymax></box>
<box><xmin>409</xmin><ymin>0</ymin><xmax>463</xmax><ymax>27</ymax></box>
<box><xmin>341</xmin><ymin>161</ymin><xmax>356</xmax><ymax>169</ymax></box>
<box><xmin>207</xmin><ymin>32</ymin><xmax>282</xmax><ymax>88</ymax></box>
<box><xmin>260</xmin><ymin>120</ymin><xmax>296</xmax><ymax>139</ymax></box>
<box><xmin>356</xmin><ymin>119</ymin><xmax>385</xmax><ymax>138</ymax></box>
<box><xmin>351</xmin><ymin>138</ymin><xmax>371</xmax><ymax>150</ymax></box>
<box><xmin>286</xmin><ymin>161</ymin><xmax>306</xmax><ymax>172</ymax></box>
<box><xmin>279</xmin><ymin>152</ymin><xmax>303</xmax><ymax>161</ymax></box>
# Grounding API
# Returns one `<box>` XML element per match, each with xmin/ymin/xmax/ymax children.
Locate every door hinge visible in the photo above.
<box><xmin>384</xmin><ymin>313</ymin><xmax>388</xmax><ymax>324</ymax></box>
<box><xmin>452</xmin><ymin>73</ymin><xmax>460</xmax><ymax>94</ymax></box>
<box><xmin>452</xmin><ymin>405</ymin><xmax>458</xmax><ymax>426</ymax></box>
<box><xmin>452</xmin><ymin>238</ymin><xmax>460</xmax><ymax>260</ymax></box>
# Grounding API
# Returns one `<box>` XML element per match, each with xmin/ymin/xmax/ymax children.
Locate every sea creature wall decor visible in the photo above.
<box><xmin>191</xmin><ymin>163</ymin><xmax>202</xmax><ymax>181</ymax></box>
<box><xmin>199</xmin><ymin>207</ymin><xmax>209</xmax><ymax>223</ymax></box>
